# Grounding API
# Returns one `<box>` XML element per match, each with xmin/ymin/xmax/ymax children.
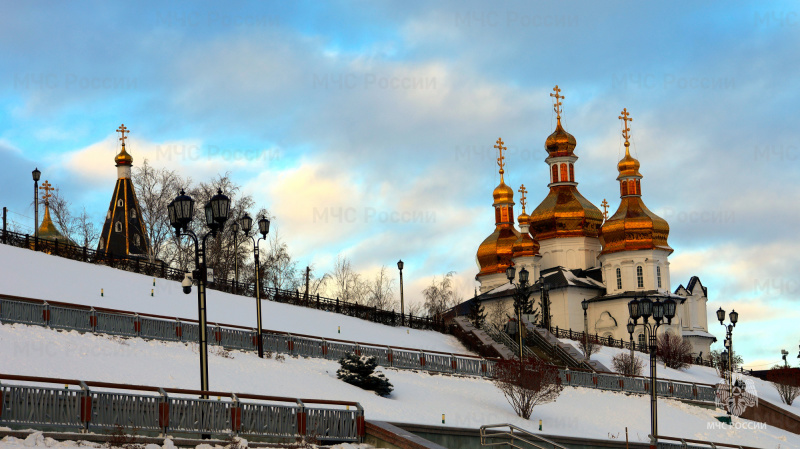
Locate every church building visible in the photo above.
<box><xmin>472</xmin><ymin>87</ymin><xmax>715</xmax><ymax>357</ymax></box>
<box><xmin>97</xmin><ymin>124</ymin><xmax>150</xmax><ymax>258</ymax></box>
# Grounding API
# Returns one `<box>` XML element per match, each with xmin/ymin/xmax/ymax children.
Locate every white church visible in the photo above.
<box><xmin>472</xmin><ymin>86</ymin><xmax>715</xmax><ymax>357</ymax></box>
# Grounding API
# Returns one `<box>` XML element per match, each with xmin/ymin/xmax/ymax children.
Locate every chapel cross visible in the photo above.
<box><xmin>518</xmin><ymin>184</ymin><xmax>528</xmax><ymax>211</ymax></box>
<box><xmin>601</xmin><ymin>198</ymin><xmax>609</xmax><ymax>220</ymax></box>
<box><xmin>550</xmin><ymin>85</ymin><xmax>564</xmax><ymax>118</ymax></box>
<box><xmin>116</xmin><ymin>124</ymin><xmax>130</xmax><ymax>144</ymax></box>
<box><xmin>494</xmin><ymin>137</ymin><xmax>507</xmax><ymax>175</ymax></box>
<box><xmin>619</xmin><ymin>108</ymin><xmax>633</xmax><ymax>145</ymax></box>
<box><xmin>40</xmin><ymin>180</ymin><xmax>54</xmax><ymax>206</ymax></box>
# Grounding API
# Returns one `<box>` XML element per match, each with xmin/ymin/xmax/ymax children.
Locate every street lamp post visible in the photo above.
<box><xmin>782</xmin><ymin>349</ymin><xmax>789</xmax><ymax>368</ymax></box>
<box><xmin>627</xmin><ymin>319</ymin><xmax>636</xmax><ymax>375</ymax></box>
<box><xmin>397</xmin><ymin>260</ymin><xmax>404</xmax><ymax>326</ymax></box>
<box><xmin>716</xmin><ymin>306</ymin><xmax>738</xmax><ymax>409</ymax></box>
<box><xmin>32</xmin><ymin>168</ymin><xmax>41</xmax><ymax>248</ymax></box>
<box><xmin>628</xmin><ymin>295</ymin><xmax>677</xmax><ymax>449</ymax></box>
<box><xmin>168</xmin><ymin>189</ymin><xmax>230</xmax><ymax>396</ymax></box>
<box><xmin>238</xmin><ymin>213</ymin><xmax>270</xmax><ymax>358</ymax></box>
<box><xmin>506</xmin><ymin>265</ymin><xmax>530</xmax><ymax>361</ymax></box>
<box><xmin>231</xmin><ymin>220</ymin><xmax>240</xmax><ymax>294</ymax></box>
<box><xmin>581</xmin><ymin>299</ymin><xmax>589</xmax><ymax>361</ymax></box>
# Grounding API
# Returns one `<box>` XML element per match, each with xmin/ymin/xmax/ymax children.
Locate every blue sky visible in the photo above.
<box><xmin>1</xmin><ymin>0</ymin><xmax>798</xmax><ymax>369</ymax></box>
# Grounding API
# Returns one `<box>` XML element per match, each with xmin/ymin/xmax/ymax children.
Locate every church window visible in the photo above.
<box><xmin>131</xmin><ymin>209</ymin><xmax>137</xmax><ymax>219</ymax></box>
<box><xmin>99</xmin><ymin>240</ymin><xmax>104</xmax><ymax>250</ymax></box>
<box><xmin>635</xmin><ymin>179</ymin><xmax>641</xmax><ymax>195</ymax></box>
<box><xmin>569</xmin><ymin>163</ymin><xmax>574</xmax><ymax>182</ymax></box>
<box><xmin>615</xmin><ymin>268</ymin><xmax>622</xmax><ymax>290</ymax></box>
<box><xmin>560</xmin><ymin>163</ymin><xmax>568</xmax><ymax>182</ymax></box>
<box><xmin>117</xmin><ymin>199</ymin><xmax>124</xmax><ymax>207</ymax></box>
<box><xmin>114</xmin><ymin>221</ymin><xmax>122</xmax><ymax>232</ymax></box>
<box><xmin>657</xmin><ymin>266</ymin><xmax>662</xmax><ymax>289</ymax></box>
<box><xmin>621</xmin><ymin>181</ymin><xmax>628</xmax><ymax>196</ymax></box>
<box><xmin>134</xmin><ymin>235</ymin><xmax>140</xmax><ymax>246</ymax></box>
<box><xmin>628</xmin><ymin>179</ymin><xmax>635</xmax><ymax>195</ymax></box>
<box><xmin>106</xmin><ymin>210</ymin><xmax>111</xmax><ymax>219</ymax></box>
<box><xmin>636</xmin><ymin>266</ymin><xmax>644</xmax><ymax>288</ymax></box>
<box><xmin>637</xmin><ymin>333</ymin><xmax>645</xmax><ymax>348</ymax></box>
<box><xmin>551</xmin><ymin>164</ymin><xmax>559</xmax><ymax>182</ymax></box>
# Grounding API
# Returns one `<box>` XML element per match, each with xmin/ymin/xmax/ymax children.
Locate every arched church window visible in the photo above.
<box><xmin>621</xmin><ymin>181</ymin><xmax>628</xmax><ymax>196</ymax></box>
<box><xmin>117</xmin><ymin>199</ymin><xmax>124</xmax><ymax>207</ymax></box>
<box><xmin>560</xmin><ymin>163</ymin><xmax>568</xmax><ymax>182</ymax></box>
<box><xmin>114</xmin><ymin>221</ymin><xmax>122</xmax><ymax>233</ymax></box>
<box><xmin>616</xmin><ymin>268</ymin><xmax>622</xmax><ymax>290</ymax></box>
<box><xmin>131</xmin><ymin>209</ymin><xmax>137</xmax><ymax>219</ymax></box>
<box><xmin>569</xmin><ymin>163</ymin><xmax>575</xmax><ymax>182</ymax></box>
<box><xmin>551</xmin><ymin>164</ymin><xmax>559</xmax><ymax>183</ymax></box>
<box><xmin>657</xmin><ymin>266</ymin><xmax>662</xmax><ymax>289</ymax></box>
<box><xmin>635</xmin><ymin>179</ymin><xmax>641</xmax><ymax>195</ymax></box>
<box><xmin>99</xmin><ymin>240</ymin><xmax>104</xmax><ymax>250</ymax></box>
<box><xmin>637</xmin><ymin>333</ymin><xmax>646</xmax><ymax>348</ymax></box>
<box><xmin>628</xmin><ymin>179</ymin><xmax>635</xmax><ymax>195</ymax></box>
<box><xmin>636</xmin><ymin>266</ymin><xmax>644</xmax><ymax>288</ymax></box>
<box><xmin>134</xmin><ymin>235</ymin><xmax>140</xmax><ymax>246</ymax></box>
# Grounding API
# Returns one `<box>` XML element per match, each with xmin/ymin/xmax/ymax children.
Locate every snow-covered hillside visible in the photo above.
<box><xmin>0</xmin><ymin>244</ymin><xmax>466</xmax><ymax>353</ymax></box>
<box><xmin>561</xmin><ymin>338</ymin><xmax>800</xmax><ymax>417</ymax></box>
<box><xmin>1</xmin><ymin>323</ymin><xmax>797</xmax><ymax>448</ymax></box>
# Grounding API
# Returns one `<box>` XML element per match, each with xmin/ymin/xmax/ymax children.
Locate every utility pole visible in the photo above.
<box><xmin>305</xmin><ymin>266</ymin><xmax>310</xmax><ymax>302</ymax></box>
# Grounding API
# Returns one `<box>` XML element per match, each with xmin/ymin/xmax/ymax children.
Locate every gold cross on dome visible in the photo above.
<box><xmin>550</xmin><ymin>85</ymin><xmax>564</xmax><ymax>118</ymax></box>
<box><xmin>40</xmin><ymin>180</ymin><xmax>54</xmax><ymax>205</ymax></box>
<box><xmin>601</xmin><ymin>198</ymin><xmax>609</xmax><ymax>220</ymax></box>
<box><xmin>619</xmin><ymin>108</ymin><xmax>633</xmax><ymax>145</ymax></box>
<box><xmin>494</xmin><ymin>137</ymin><xmax>507</xmax><ymax>175</ymax></box>
<box><xmin>116</xmin><ymin>124</ymin><xmax>130</xmax><ymax>143</ymax></box>
<box><xmin>518</xmin><ymin>184</ymin><xmax>528</xmax><ymax>211</ymax></box>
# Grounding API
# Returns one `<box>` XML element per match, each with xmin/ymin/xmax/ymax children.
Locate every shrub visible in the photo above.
<box><xmin>578</xmin><ymin>334</ymin><xmax>601</xmax><ymax>361</ymax></box>
<box><xmin>337</xmin><ymin>353</ymin><xmax>393</xmax><ymax>397</ymax></box>
<box><xmin>656</xmin><ymin>333</ymin><xmax>692</xmax><ymax>370</ymax></box>
<box><xmin>612</xmin><ymin>352</ymin><xmax>644</xmax><ymax>377</ymax></box>
<box><xmin>768</xmin><ymin>366</ymin><xmax>800</xmax><ymax>406</ymax></box>
<box><xmin>493</xmin><ymin>357</ymin><xmax>563</xmax><ymax>419</ymax></box>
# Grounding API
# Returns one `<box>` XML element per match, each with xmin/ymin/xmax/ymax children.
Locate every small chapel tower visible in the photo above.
<box><xmin>97</xmin><ymin>124</ymin><xmax>150</xmax><ymax>258</ymax></box>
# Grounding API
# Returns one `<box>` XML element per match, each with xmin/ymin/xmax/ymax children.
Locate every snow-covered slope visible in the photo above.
<box><xmin>0</xmin><ymin>245</ymin><xmax>466</xmax><ymax>353</ymax></box>
<box><xmin>1</xmin><ymin>323</ymin><xmax>798</xmax><ymax>448</ymax></box>
<box><xmin>561</xmin><ymin>338</ymin><xmax>800</xmax><ymax>417</ymax></box>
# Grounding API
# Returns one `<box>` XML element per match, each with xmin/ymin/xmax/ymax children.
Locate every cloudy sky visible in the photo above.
<box><xmin>1</xmin><ymin>0</ymin><xmax>798</xmax><ymax>369</ymax></box>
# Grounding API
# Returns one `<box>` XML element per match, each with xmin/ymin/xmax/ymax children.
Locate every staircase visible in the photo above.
<box><xmin>521</xmin><ymin>318</ymin><xmax>609</xmax><ymax>372</ymax></box>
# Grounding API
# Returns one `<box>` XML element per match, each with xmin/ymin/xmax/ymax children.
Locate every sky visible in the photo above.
<box><xmin>0</xmin><ymin>0</ymin><xmax>798</xmax><ymax>369</ymax></box>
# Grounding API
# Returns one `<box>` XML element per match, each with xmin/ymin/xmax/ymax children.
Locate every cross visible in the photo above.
<box><xmin>618</xmin><ymin>108</ymin><xmax>633</xmax><ymax>144</ymax></box>
<box><xmin>601</xmin><ymin>198</ymin><xmax>609</xmax><ymax>220</ymax></box>
<box><xmin>40</xmin><ymin>180</ymin><xmax>54</xmax><ymax>206</ymax></box>
<box><xmin>550</xmin><ymin>85</ymin><xmax>564</xmax><ymax>118</ymax></box>
<box><xmin>518</xmin><ymin>184</ymin><xmax>528</xmax><ymax>211</ymax></box>
<box><xmin>116</xmin><ymin>124</ymin><xmax>130</xmax><ymax>144</ymax></box>
<box><xmin>494</xmin><ymin>137</ymin><xmax>507</xmax><ymax>175</ymax></box>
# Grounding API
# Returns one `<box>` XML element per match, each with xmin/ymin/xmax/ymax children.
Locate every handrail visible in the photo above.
<box><xmin>658</xmin><ymin>435</ymin><xmax>753</xmax><ymax>449</ymax></box>
<box><xmin>483</xmin><ymin>324</ymin><xmax>537</xmax><ymax>360</ymax></box>
<box><xmin>480</xmin><ymin>423</ymin><xmax>568</xmax><ymax>449</ymax></box>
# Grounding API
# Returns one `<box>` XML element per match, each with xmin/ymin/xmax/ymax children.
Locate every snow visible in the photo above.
<box><xmin>0</xmin><ymin>432</ymin><xmax>373</xmax><ymax>449</ymax></box>
<box><xmin>0</xmin><ymin>244</ymin><xmax>467</xmax><ymax>354</ymax></box>
<box><xmin>561</xmin><ymin>337</ymin><xmax>800</xmax><ymax>417</ymax></box>
<box><xmin>1</xmin><ymin>323</ymin><xmax>798</xmax><ymax>448</ymax></box>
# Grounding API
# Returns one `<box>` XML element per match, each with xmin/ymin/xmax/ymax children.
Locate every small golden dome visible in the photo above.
<box><xmin>36</xmin><ymin>204</ymin><xmax>75</xmax><ymax>245</ymax></box>
<box><xmin>517</xmin><ymin>211</ymin><xmax>530</xmax><ymax>226</ymax></box>
<box><xmin>115</xmin><ymin>143</ymin><xmax>133</xmax><ymax>166</ymax></box>
<box><xmin>512</xmin><ymin>230</ymin><xmax>539</xmax><ymax>258</ymax></box>
<box><xmin>477</xmin><ymin>227</ymin><xmax>520</xmax><ymax>276</ymax></box>
<box><xmin>600</xmin><ymin>197</ymin><xmax>672</xmax><ymax>255</ymax></box>
<box><xmin>493</xmin><ymin>178</ymin><xmax>514</xmax><ymax>206</ymax></box>
<box><xmin>617</xmin><ymin>145</ymin><xmax>641</xmax><ymax>179</ymax></box>
<box><xmin>545</xmin><ymin>118</ymin><xmax>577</xmax><ymax>158</ymax></box>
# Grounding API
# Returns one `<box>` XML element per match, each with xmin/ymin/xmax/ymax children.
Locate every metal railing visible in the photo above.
<box><xmin>480</xmin><ymin>423</ymin><xmax>568</xmax><ymax>449</ymax></box>
<box><xmin>483</xmin><ymin>324</ymin><xmax>537</xmax><ymax>360</ymax></box>
<box><xmin>0</xmin><ymin>373</ymin><xmax>364</xmax><ymax>442</ymax></box>
<box><xmin>0</xmin><ymin>230</ymin><xmax>444</xmax><ymax>332</ymax></box>
<box><xmin>0</xmin><ymin>295</ymin><xmax>718</xmax><ymax>405</ymax></box>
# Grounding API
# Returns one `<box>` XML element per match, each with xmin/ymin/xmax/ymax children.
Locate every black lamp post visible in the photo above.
<box><xmin>628</xmin><ymin>295</ymin><xmax>676</xmax><ymax>448</ymax></box>
<box><xmin>506</xmin><ymin>265</ymin><xmax>530</xmax><ymax>361</ymax></box>
<box><xmin>397</xmin><ymin>260</ymin><xmax>404</xmax><ymax>325</ymax></box>
<box><xmin>238</xmin><ymin>213</ymin><xmax>270</xmax><ymax>358</ymax></box>
<box><xmin>32</xmin><ymin>168</ymin><xmax>41</xmax><ymax>248</ymax></box>
<box><xmin>168</xmin><ymin>189</ymin><xmax>230</xmax><ymax>396</ymax></box>
<box><xmin>231</xmin><ymin>220</ymin><xmax>240</xmax><ymax>294</ymax></box>
<box><xmin>627</xmin><ymin>319</ymin><xmax>636</xmax><ymax>374</ymax></box>
<box><xmin>581</xmin><ymin>298</ymin><xmax>589</xmax><ymax>361</ymax></box>
<box><xmin>716</xmin><ymin>306</ymin><xmax>738</xmax><ymax>411</ymax></box>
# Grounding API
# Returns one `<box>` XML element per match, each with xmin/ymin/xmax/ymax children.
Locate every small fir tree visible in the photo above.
<box><xmin>337</xmin><ymin>353</ymin><xmax>393</xmax><ymax>397</ymax></box>
<box><xmin>467</xmin><ymin>296</ymin><xmax>487</xmax><ymax>329</ymax></box>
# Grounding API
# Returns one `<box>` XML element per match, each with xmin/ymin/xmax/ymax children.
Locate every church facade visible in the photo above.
<box><xmin>473</xmin><ymin>87</ymin><xmax>715</xmax><ymax>357</ymax></box>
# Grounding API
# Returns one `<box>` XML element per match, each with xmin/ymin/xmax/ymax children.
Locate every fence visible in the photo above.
<box><xmin>0</xmin><ymin>230</ymin><xmax>443</xmax><ymax>332</ymax></box>
<box><xmin>0</xmin><ymin>295</ymin><xmax>720</xmax><ymax>406</ymax></box>
<box><xmin>0</xmin><ymin>373</ymin><xmax>363</xmax><ymax>442</ymax></box>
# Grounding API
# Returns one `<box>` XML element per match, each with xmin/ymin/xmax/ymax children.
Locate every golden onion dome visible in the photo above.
<box><xmin>477</xmin><ymin>226</ymin><xmax>520</xmax><ymax>276</ymax></box>
<box><xmin>545</xmin><ymin>118</ymin><xmax>577</xmax><ymax>158</ymax></box>
<box><xmin>617</xmin><ymin>146</ymin><xmax>641</xmax><ymax>179</ymax></box>
<box><xmin>600</xmin><ymin>197</ymin><xmax>671</xmax><ymax>255</ymax></box>
<box><xmin>115</xmin><ymin>143</ymin><xmax>133</xmax><ymax>166</ymax></box>
<box><xmin>512</xmin><ymin>229</ymin><xmax>539</xmax><ymax>258</ymax></box>
<box><xmin>493</xmin><ymin>180</ymin><xmax>514</xmax><ymax>206</ymax></box>
<box><xmin>529</xmin><ymin>186</ymin><xmax>603</xmax><ymax>240</ymax></box>
<box><xmin>517</xmin><ymin>210</ymin><xmax>530</xmax><ymax>226</ymax></box>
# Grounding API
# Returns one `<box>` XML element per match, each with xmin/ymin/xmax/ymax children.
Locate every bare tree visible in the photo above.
<box><xmin>46</xmin><ymin>187</ymin><xmax>78</xmax><ymax>243</ymax></box>
<box><xmin>366</xmin><ymin>265</ymin><xmax>396</xmax><ymax>310</ymax></box>
<box><xmin>132</xmin><ymin>159</ymin><xmax>187</xmax><ymax>263</ymax></box>
<box><xmin>493</xmin><ymin>357</ymin><xmax>563</xmax><ymax>419</ymax></box>
<box><xmin>330</xmin><ymin>255</ymin><xmax>368</xmax><ymax>304</ymax></box>
<box><xmin>578</xmin><ymin>333</ymin><xmax>601</xmax><ymax>361</ymax></box>
<box><xmin>421</xmin><ymin>271</ymin><xmax>462</xmax><ymax>317</ymax></box>
<box><xmin>74</xmin><ymin>207</ymin><xmax>100</xmax><ymax>248</ymax></box>
<box><xmin>486</xmin><ymin>300</ymin><xmax>509</xmax><ymax>329</ymax></box>
<box><xmin>768</xmin><ymin>365</ymin><xmax>800</xmax><ymax>406</ymax></box>
<box><xmin>657</xmin><ymin>332</ymin><xmax>693</xmax><ymax>370</ymax></box>
<box><xmin>260</xmin><ymin>228</ymin><xmax>301</xmax><ymax>291</ymax></box>
<box><xmin>612</xmin><ymin>352</ymin><xmax>644</xmax><ymax>376</ymax></box>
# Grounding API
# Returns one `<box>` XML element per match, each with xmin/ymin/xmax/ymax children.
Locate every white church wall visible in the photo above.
<box><xmin>598</xmin><ymin>249</ymin><xmax>671</xmax><ymax>294</ymax></box>
<box><xmin>539</xmin><ymin>237</ymin><xmax>602</xmax><ymax>271</ymax></box>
